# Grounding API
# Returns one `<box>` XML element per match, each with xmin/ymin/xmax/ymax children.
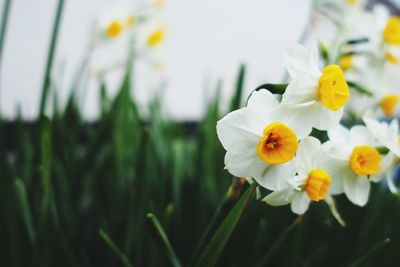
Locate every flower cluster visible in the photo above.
<box><xmin>216</xmin><ymin>1</ymin><xmax>400</xmax><ymax>220</ymax></box>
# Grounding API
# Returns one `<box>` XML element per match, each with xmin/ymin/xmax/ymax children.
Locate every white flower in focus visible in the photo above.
<box><xmin>280</xmin><ymin>44</ymin><xmax>350</xmax><ymax>132</ymax></box>
<box><xmin>262</xmin><ymin>137</ymin><xmax>334</xmax><ymax>214</ymax></box>
<box><xmin>217</xmin><ymin>90</ymin><xmax>311</xmax><ymax>191</ymax></box>
<box><xmin>327</xmin><ymin>124</ymin><xmax>381</xmax><ymax>206</ymax></box>
<box><xmin>364</xmin><ymin>118</ymin><xmax>400</xmax><ymax>192</ymax></box>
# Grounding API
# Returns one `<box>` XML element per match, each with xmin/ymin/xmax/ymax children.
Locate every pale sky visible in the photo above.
<box><xmin>0</xmin><ymin>0</ymin><xmax>312</xmax><ymax>120</ymax></box>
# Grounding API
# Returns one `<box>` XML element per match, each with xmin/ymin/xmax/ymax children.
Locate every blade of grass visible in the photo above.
<box><xmin>14</xmin><ymin>178</ymin><xmax>36</xmax><ymax>242</ymax></box>
<box><xmin>146</xmin><ymin>213</ymin><xmax>182</xmax><ymax>267</ymax></box>
<box><xmin>347</xmin><ymin>238</ymin><xmax>390</xmax><ymax>267</ymax></box>
<box><xmin>194</xmin><ymin>183</ymin><xmax>257</xmax><ymax>267</ymax></box>
<box><xmin>99</xmin><ymin>229</ymin><xmax>135</xmax><ymax>267</ymax></box>
<box><xmin>39</xmin><ymin>0</ymin><xmax>65</xmax><ymax>118</ymax></box>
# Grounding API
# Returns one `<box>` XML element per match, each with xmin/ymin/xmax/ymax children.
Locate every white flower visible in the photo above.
<box><xmin>216</xmin><ymin>90</ymin><xmax>311</xmax><ymax>191</ymax></box>
<box><xmin>367</xmin><ymin>5</ymin><xmax>400</xmax><ymax>64</ymax></box>
<box><xmin>280</xmin><ymin>44</ymin><xmax>350</xmax><ymax>132</ymax></box>
<box><xmin>262</xmin><ymin>137</ymin><xmax>335</xmax><ymax>214</ymax></box>
<box><xmin>326</xmin><ymin>124</ymin><xmax>381</xmax><ymax>206</ymax></box>
<box><xmin>364</xmin><ymin>117</ymin><xmax>400</xmax><ymax>192</ymax></box>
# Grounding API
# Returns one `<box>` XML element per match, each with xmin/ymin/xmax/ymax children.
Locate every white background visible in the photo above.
<box><xmin>0</xmin><ymin>0</ymin><xmax>312</xmax><ymax>120</ymax></box>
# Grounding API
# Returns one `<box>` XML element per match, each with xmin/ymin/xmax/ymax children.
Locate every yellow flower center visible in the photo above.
<box><xmin>350</xmin><ymin>146</ymin><xmax>381</xmax><ymax>176</ymax></box>
<box><xmin>339</xmin><ymin>55</ymin><xmax>353</xmax><ymax>70</ymax></box>
<box><xmin>380</xmin><ymin>94</ymin><xmax>400</xmax><ymax>117</ymax></box>
<box><xmin>147</xmin><ymin>27</ymin><xmax>165</xmax><ymax>47</ymax></box>
<box><xmin>347</xmin><ymin>0</ymin><xmax>358</xmax><ymax>5</ymax></box>
<box><xmin>383</xmin><ymin>17</ymin><xmax>400</xmax><ymax>45</ymax></box>
<box><xmin>386</xmin><ymin>53</ymin><xmax>399</xmax><ymax>64</ymax></box>
<box><xmin>106</xmin><ymin>20</ymin><xmax>124</xmax><ymax>38</ymax></box>
<box><xmin>304</xmin><ymin>169</ymin><xmax>332</xmax><ymax>202</ymax></box>
<box><xmin>318</xmin><ymin>65</ymin><xmax>350</xmax><ymax>110</ymax></box>
<box><xmin>256</xmin><ymin>122</ymin><xmax>298</xmax><ymax>165</ymax></box>
<box><xmin>154</xmin><ymin>0</ymin><xmax>165</xmax><ymax>8</ymax></box>
<box><xmin>125</xmin><ymin>15</ymin><xmax>136</xmax><ymax>28</ymax></box>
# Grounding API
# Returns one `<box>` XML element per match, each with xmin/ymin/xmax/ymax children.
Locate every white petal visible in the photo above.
<box><xmin>297</xmin><ymin>136</ymin><xmax>321</xmax><ymax>172</ymax></box>
<box><xmin>328</xmin><ymin>125</ymin><xmax>350</xmax><ymax>144</ymax></box>
<box><xmin>247</xmin><ymin>90</ymin><xmax>279</xmax><ymax>114</ymax></box>
<box><xmin>217</xmin><ymin>108</ymin><xmax>262</xmax><ymax>154</ymax></box>
<box><xmin>280</xmin><ymin>102</ymin><xmax>342</xmax><ymax>135</ymax></box>
<box><xmin>370</xmin><ymin>152</ymin><xmax>396</xmax><ymax>182</ymax></box>
<box><xmin>343</xmin><ymin>174</ymin><xmax>370</xmax><ymax>206</ymax></box>
<box><xmin>281</xmin><ymin>77</ymin><xmax>318</xmax><ymax>106</ymax></box>
<box><xmin>283</xmin><ymin>44</ymin><xmax>321</xmax><ymax>80</ymax></box>
<box><xmin>319</xmin><ymin>157</ymin><xmax>348</xmax><ymax>195</ymax></box>
<box><xmin>363</xmin><ymin>117</ymin><xmax>400</xmax><ymax>156</ymax></box>
<box><xmin>350</xmin><ymin>125</ymin><xmax>377</xmax><ymax>146</ymax></box>
<box><xmin>255</xmin><ymin>159</ymin><xmax>299</xmax><ymax>191</ymax></box>
<box><xmin>290</xmin><ymin>192</ymin><xmax>310</xmax><ymax>215</ymax></box>
<box><xmin>224</xmin><ymin>151</ymin><xmax>265</xmax><ymax>180</ymax></box>
<box><xmin>271</xmin><ymin>105</ymin><xmax>313</xmax><ymax>139</ymax></box>
<box><xmin>262</xmin><ymin>188</ymin><xmax>294</xmax><ymax>206</ymax></box>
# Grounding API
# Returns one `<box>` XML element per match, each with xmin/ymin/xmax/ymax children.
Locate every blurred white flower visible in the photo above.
<box><xmin>262</xmin><ymin>137</ymin><xmax>334</xmax><ymax>214</ymax></box>
<box><xmin>364</xmin><ymin>118</ymin><xmax>400</xmax><ymax>192</ymax></box>
<box><xmin>326</xmin><ymin>124</ymin><xmax>381</xmax><ymax>206</ymax></box>
<box><xmin>216</xmin><ymin>90</ymin><xmax>311</xmax><ymax>191</ymax></box>
<box><xmin>280</xmin><ymin>44</ymin><xmax>350</xmax><ymax>132</ymax></box>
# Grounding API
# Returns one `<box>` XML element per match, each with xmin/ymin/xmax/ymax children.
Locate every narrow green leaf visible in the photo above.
<box><xmin>347</xmin><ymin>81</ymin><xmax>373</xmax><ymax>97</ymax></box>
<box><xmin>347</xmin><ymin>238</ymin><xmax>390</xmax><ymax>267</ymax></box>
<box><xmin>229</xmin><ymin>64</ymin><xmax>246</xmax><ymax>111</ymax></box>
<box><xmin>146</xmin><ymin>213</ymin><xmax>182</xmax><ymax>267</ymax></box>
<box><xmin>194</xmin><ymin>183</ymin><xmax>257</xmax><ymax>267</ymax></box>
<box><xmin>0</xmin><ymin>0</ymin><xmax>11</xmax><ymax>69</ymax></box>
<box><xmin>40</xmin><ymin>116</ymin><xmax>52</xmax><ymax>217</ymax></box>
<box><xmin>39</xmin><ymin>0</ymin><xmax>65</xmax><ymax>117</ymax></box>
<box><xmin>189</xmin><ymin>178</ymin><xmax>246</xmax><ymax>265</ymax></box>
<box><xmin>99</xmin><ymin>229</ymin><xmax>135</xmax><ymax>267</ymax></box>
<box><xmin>255</xmin><ymin>217</ymin><xmax>302</xmax><ymax>267</ymax></box>
<box><xmin>14</xmin><ymin>178</ymin><xmax>36</xmax><ymax>242</ymax></box>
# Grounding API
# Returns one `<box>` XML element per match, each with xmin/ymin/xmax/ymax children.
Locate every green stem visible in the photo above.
<box><xmin>347</xmin><ymin>81</ymin><xmax>373</xmax><ymax>97</ymax></box>
<box><xmin>146</xmin><ymin>213</ymin><xmax>182</xmax><ymax>267</ymax></box>
<box><xmin>254</xmin><ymin>217</ymin><xmax>303</xmax><ymax>267</ymax></box>
<box><xmin>189</xmin><ymin>178</ymin><xmax>246</xmax><ymax>265</ymax></box>
<box><xmin>347</xmin><ymin>238</ymin><xmax>390</xmax><ymax>267</ymax></box>
<box><xmin>99</xmin><ymin>229</ymin><xmax>135</xmax><ymax>267</ymax></box>
<box><xmin>39</xmin><ymin>0</ymin><xmax>65</xmax><ymax>118</ymax></box>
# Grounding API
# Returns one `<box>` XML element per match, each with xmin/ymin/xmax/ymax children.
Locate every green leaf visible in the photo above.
<box><xmin>40</xmin><ymin>116</ymin><xmax>52</xmax><ymax>217</ymax></box>
<box><xmin>254</xmin><ymin>217</ymin><xmax>302</xmax><ymax>267</ymax></box>
<box><xmin>14</xmin><ymin>179</ymin><xmax>36</xmax><ymax>242</ymax></box>
<box><xmin>347</xmin><ymin>238</ymin><xmax>390</xmax><ymax>267</ymax></box>
<box><xmin>39</xmin><ymin>0</ymin><xmax>65</xmax><ymax>118</ymax></box>
<box><xmin>0</xmin><ymin>0</ymin><xmax>12</xmax><ymax>71</ymax></box>
<box><xmin>194</xmin><ymin>183</ymin><xmax>257</xmax><ymax>267</ymax></box>
<box><xmin>146</xmin><ymin>213</ymin><xmax>182</xmax><ymax>267</ymax></box>
<box><xmin>99</xmin><ymin>229</ymin><xmax>135</xmax><ymax>267</ymax></box>
<box><xmin>229</xmin><ymin>64</ymin><xmax>246</xmax><ymax>111</ymax></box>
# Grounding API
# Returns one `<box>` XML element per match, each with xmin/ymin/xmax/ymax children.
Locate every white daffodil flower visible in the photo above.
<box><xmin>326</xmin><ymin>124</ymin><xmax>381</xmax><ymax>206</ymax></box>
<box><xmin>364</xmin><ymin>117</ymin><xmax>400</xmax><ymax>192</ymax></box>
<box><xmin>361</xmin><ymin>66</ymin><xmax>400</xmax><ymax>119</ymax></box>
<box><xmin>280</xmin><ymin>44</ymin><xmax>350</xmax><ymax>133</ymax></box>
<box><xmin>367</xmin><ymin>5</ymin><xmax>400</xmax><ymax>65</ymax></box>
<box><xmin>216</xmin><ymin>90</ymin><xmax>311</xmax><ymax>191</ymax></box>
<box><xmin>262</xmin><ymin>137</ymin><xmax>336</xmax><ymax>215</ymax></box>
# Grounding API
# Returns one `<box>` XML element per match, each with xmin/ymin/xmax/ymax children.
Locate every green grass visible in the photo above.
<box><xmin>1</xmin><ymin>2</ymin><xmax>400</xmax><ymax>266</ymax></box>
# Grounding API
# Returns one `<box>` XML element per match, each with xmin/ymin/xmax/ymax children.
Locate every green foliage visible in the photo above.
<box><xmin>1</xmin><ymin>3</ymin><xmax>400</xmax><ymax>266</ymax></box>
